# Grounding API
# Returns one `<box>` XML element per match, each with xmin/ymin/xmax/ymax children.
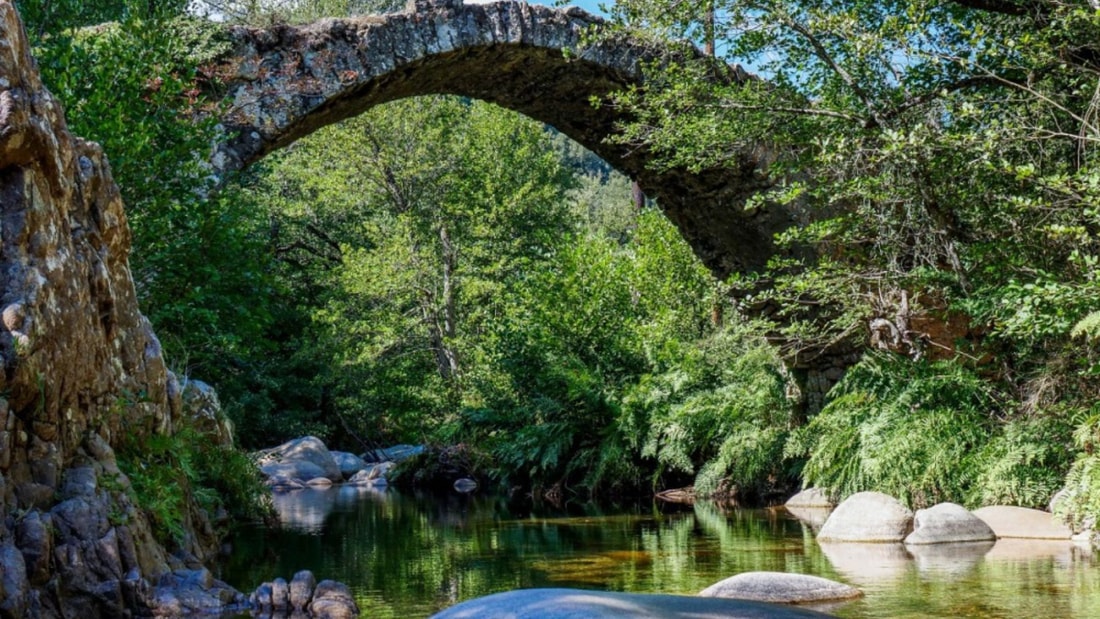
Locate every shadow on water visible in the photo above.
<box><xmin>215</xmin><ymin>488</ymin><xmax>1100</xmax><ymax>619</ymax></box>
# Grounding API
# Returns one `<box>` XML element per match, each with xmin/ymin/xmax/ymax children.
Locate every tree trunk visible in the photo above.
<box><xmin>438</xmin><ymin>224</ymin><xmax>460</xmax><ymax>379</ymax></box>
<box><xmin>703</xmin><ymin>1</ymin><xmax>716</xmax><ymax>58</ymax></box>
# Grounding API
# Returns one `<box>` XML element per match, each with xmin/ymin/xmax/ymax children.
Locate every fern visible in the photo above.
<box><xmin>1072</xmin><ymin>310</ymin><xmax>1100</xmax><ymax>342</ymax></box>
<box><xmin>624</xmin><ymin>327</ymin><xmax>794</xmax><ymax>497</ymax></box>
<box><xmin>791</xmin><ymin>351</ymin><xmax>994</xmax><ymax>508</ymax></box>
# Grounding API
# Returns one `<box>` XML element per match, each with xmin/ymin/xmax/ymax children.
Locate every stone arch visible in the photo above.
<box><xmin>212</xmin><ymin>0</ymin><xmax>798</xmax><ymax>278</ymax></box>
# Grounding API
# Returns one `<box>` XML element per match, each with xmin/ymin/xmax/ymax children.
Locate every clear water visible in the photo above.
<box><xmin>216</xmin><ymin>486</ymin><xmax>1100</xmax><ymax>618</ymax></box>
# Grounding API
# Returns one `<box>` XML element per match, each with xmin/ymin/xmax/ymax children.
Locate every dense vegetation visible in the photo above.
<box><xmin>14</xmin><ymin>0</ymin><xmax>1100</xmax><ymax>532</ymax></box>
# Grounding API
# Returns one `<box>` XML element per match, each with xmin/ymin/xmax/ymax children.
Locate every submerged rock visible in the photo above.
<box><xmin>431</xmin><ymin>588</ymin><xmax>835</xmax><ymax>618</ymax></box>
<box><xmin>818</xmin><ymin>492</ymin><xmax>913</xmax><ymax>543</ymax></box>
<box><xmin>698</xmin><ymin>572</ymin><xmax>862</xmax><ymax>604</ymax></box>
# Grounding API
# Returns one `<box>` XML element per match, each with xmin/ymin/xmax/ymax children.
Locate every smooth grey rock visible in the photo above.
<box><xmin>345</xmin><ymin>469</ymin><xmax>375</xmax><ymax>486</ymax></box>
<box><xmin>290</xmin><ymin>570</ymin><xmax>317</xmax><ymax>610</ymax></box>
<box><xmin>786</xmin><ymin>488</ymin><xmax>834</xmax><ymax>509</ymax></box>
<box><xmin>261</xmin><ymin>461</ymin><xmax>328</xmax><ymax>484</ymax></box>
<box><xmin>310</xmin><ymin>579</ymin><xmax>359</xmax><ymax>619</ymax></box>
<box><xmin>984</xmin><ymin>539</ymin><xmax>1077</xmax><ymax>564</ymax></box>
<box><xmin>972</xmin><ymin>506</ymin><xmax>1073</xmax><ymax>539</ymax></box>
<box><xmin>267</xmin><ymin>474</ymin><xmax>307</xmax><ymax>491</ymax></box>
<box><xmin>306</xmin><ymin>477</ymin><xmax>334</xmax><ymax>488</ymax></box>
<box><xmin>332</xmin><ymin>451</ymin><xmax>369</xmax><ymax>479</ymax></box>
<box><xmin>905</xmin><ymin>502</ymin><xmax>995</xmax><ymax>545</ymax></box>
<box><xmin>818</xmin><ymin>492</ymin><xmax>913</xmax><ymax>542</ymax></box>
<box><xmin>271</xmin><ymin>577</ymin><xmax>289</xmax><ymax>610</ymax></box>
<box><xmin>698</xmin><ymin>571</ymin><xmax>861</xmax><ymax>604</ymax></box>
<box><xmin>251</xmin><ymin>581</ymin><xmax>273</xmax><ymax>610</ymax></box>
<box><xmin>258</xmin><ymin>436</ymin><xmax>343</xmax><ymax>482</ymax></box>
<box><xmin>431</xmin><ymin>588</ymin><xmax>836</xmax><ymax>618</ymax></box>
<box><xmin>363</xmin><ymin>444</ymin><xmax>424</xmax><ymax>463</ymax></box>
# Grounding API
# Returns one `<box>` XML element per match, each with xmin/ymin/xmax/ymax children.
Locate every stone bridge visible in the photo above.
<box><xmin>212</xmin><ymin>0</ymin><xmax>799</xmax><ymax>278</ymax></box>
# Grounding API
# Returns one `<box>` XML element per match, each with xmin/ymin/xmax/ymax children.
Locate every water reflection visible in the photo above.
<box><xmin>907</xmin><ymin>541</ymin><xmax>992</xmax><ymax>578</ymax></box>
<box><xmin>218</xmin><ymin>489</ymin><xmax>1100</xmax><ymax>619</ymax></box>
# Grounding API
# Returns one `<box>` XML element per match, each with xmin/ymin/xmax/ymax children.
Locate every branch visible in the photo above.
<box><xmin>946</xmin><ymin>0</ymin><xmax>1040</xmax><ymax>16</ymax></box>
<box><xmin>881</xmin><ymin>74</ymin><xmax>1024</xmax><ymax>121</ymax></box>
<box><xmin>782</xmin><ymin>17</ymin><xmax>887</xmax><ymax>128</ymax></box>
<box><xmin>714</xmin><ymin>101</ymin><xmax>866</xmax><ymax>123</ymax></box>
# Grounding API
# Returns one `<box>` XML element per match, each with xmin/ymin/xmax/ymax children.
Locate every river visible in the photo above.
<box><xmin>216</xmin><ymin>486</ymin><xmax>1100</xmax><ymax>618</ymax></box>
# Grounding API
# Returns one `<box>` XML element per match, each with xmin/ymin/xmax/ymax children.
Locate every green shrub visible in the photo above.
<box><xmin>622</xmin><ymin>326</ymin><xmax>794</xmax><ymax>497</ymax></box>
<box><xmin>1056</xmin><ymin>409</ymin><xmax>1100</xmax><ymax>529</ymax></box>
<box><xmin>786</xmin><ymin>352</ymin><xmax>993</xmax><ymax>508</ymax></box>
<box><xmin>968</xmin><ymin>413</ymin><xmax>1074</xmax><ymax>509</ymax></box>
<box><xmin>118</xmin><ymin>427</ymin><xmax>270</xmax><ymax>544</ymax></box>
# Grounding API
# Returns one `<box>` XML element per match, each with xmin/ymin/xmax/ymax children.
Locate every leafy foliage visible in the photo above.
<box><xmin>788</xmin><ymin>352</ymin><xmax>993</xmax><ymax>508</ymax></box>
<box><xmin>117</xmin><ymin>426</ymin><xmax>270</xmax><ymax>543</ymax></box>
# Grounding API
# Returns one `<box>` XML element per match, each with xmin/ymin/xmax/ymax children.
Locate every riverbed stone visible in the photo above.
<box><xmin>271</xmin><ymin>577</ymin><xmax>289</xmax><ymax>610</ymax></box>
<box><xmin>290</xmin><ymin>570</ymin><xmax>317</xmax><ymax>610</ymax></box>
<box><xmin>818</xmin><ymin>492</ymin><xmax>913</xmax><ymax>542</ymax></box>
<box><xmin>306</xmin><ymin>477</ymin><xmax>334</xmax><ymax>488</ymax></box>
<box><xmin>905</xmin><ymin>502</ymin><xmax>995</xmax><ymax>545</ymax></box>
<box><xmin>310</xmin><ymin>579</ymin><xmax>359</xmax><ymax>619</ymax></box>
<box><xmin>332</xmin><ymin>451</ymin><xmax>369</xmax><ymax>479</ymax></box>
<box><xmin>786</xmin><ymin>488</ymin><xmax>834</xmax><ymax>509</ymax></box>
<box><xmin>250</xmin><ymin>581</ymin><xmax>273</xmax><ymax>610</ymax></box>
<box><xmin>345</xmin><ymin>469</ymin><xmax>376</xmax><ymax>486</ymax></box>
<box><xmin>363</xmin><ymin>444</ymin><xmax>424</xmax><ymax>463</ymax></box>
<box><xmin>698</xmin><ymin>572</ymin><xmax>862</xmax><ymax>604</ymax></box>
<box><xmin>261</xmin><ymin>461</ymin><xmax>328</xmax><ymax>484</ymax></box>
<box><xmin>431</xmin><ymin>588</ymin><xmax>837</xmax><ymax>618</ymax></box>
<box><xmin>972</xmin><ymin>506</ymin><xmax>1073</xmax><ymax>539</ymax></box>
<box><xmin>258</xmin><ymin>436</ymin><xmax>343</xmax><ymax>482</ymax></box>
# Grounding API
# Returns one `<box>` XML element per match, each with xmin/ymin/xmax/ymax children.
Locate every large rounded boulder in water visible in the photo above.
<box><xmin>430</xmin><ymin>589</ymin><xmax>836</xmax><ymax>618</ymax></box>
<box><xmin>698</xmin><ymin>571</ymin><xmax>862</xmax><ymax>604</ymax></box>
<box><xmin>818</xmin><ymin>491</ymin><xmax>913</xmax><ymax>543</ymax></box>
<box><xmin>972</xmin><ymin>506</ymin><xmax>1074</xmax><ymax>539</ymax></box>
<box><xmin>257</xmin><ymin>436</ymin><xmax>343</xmax><ymax>482</ymax></box>
<box><xmin>904</xmin><ymin>502</ymin><xmax>995</xmax><ymax>545</ymax></box>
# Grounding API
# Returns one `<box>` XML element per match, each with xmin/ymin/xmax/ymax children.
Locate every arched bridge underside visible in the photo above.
<box><xmin>214</xmin><ymin>0</ymin><xmax>797</xmax><ymax>278</ymax></box>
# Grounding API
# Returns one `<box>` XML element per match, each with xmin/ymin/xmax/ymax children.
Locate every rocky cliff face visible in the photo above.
<box><xmin>0</xmin><ymin>2</ymin><xmax>234</xmax><ymax>616</ymax></box>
